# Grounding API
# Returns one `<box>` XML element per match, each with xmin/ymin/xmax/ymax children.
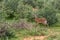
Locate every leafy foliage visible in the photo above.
<box><xmin>38</xmin><ymin>7</ymin><xmax>58</xmax><ymax>25</ymax></box>
<box><xmin>0</xmin><ymin>22</ymin><xmax>16</xmax><ymax>40</ymax></box>
<box><xmin>0</xmin><ymin>0</ymin><xmax>59</xmax><ymax>25</ymax></box>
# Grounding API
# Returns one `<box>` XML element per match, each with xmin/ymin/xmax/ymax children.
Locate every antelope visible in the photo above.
<box><xmin>34</xmin><ymin>14</ymin><xmax>48</xmax><ymax>26</ymax></box>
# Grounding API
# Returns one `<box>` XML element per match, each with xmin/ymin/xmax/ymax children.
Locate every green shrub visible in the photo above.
<box><xmin>0</xmin><ymin>22</ymin><xmax>16</xmax><ymax>40</ymax></box>
<box><xmin>37</xmin><ymin>7</ymin><xmax>58</xmax><ymax>26</ymax></box>
<box><xmin>44</xmin><ymin>7</ymin><xmax>58</xmax><ymax>25</ymax></box>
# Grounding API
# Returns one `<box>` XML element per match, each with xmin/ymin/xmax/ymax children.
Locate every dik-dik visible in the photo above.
<box><xmin>34</xmin><ymin>14</ymin><xmax>48</xmax><ymax>26</ymax></box>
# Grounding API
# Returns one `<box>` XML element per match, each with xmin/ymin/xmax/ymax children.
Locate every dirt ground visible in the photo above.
<box><xmin>23</xmin><ymin>36</ymin><xmax>48</xmax><ymax>40</ymax></box>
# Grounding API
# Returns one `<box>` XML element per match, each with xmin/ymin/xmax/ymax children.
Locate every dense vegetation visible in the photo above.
<box><xmin>0</xmin><ymin>0</ymin><xmax>59</xmax><ymax>25</ymax></box>
<box><xmin>0</xmin><ymin>0</ymin><xmax>60</xmax><ymax>40</ymax></box>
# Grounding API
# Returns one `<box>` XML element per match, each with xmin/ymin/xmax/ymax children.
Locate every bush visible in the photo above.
<box><xmin>12</xmin><ymin>19</ymin><xmax>34</xmax><ymax>30</ymax></box>
<box><xmin>22</xmin><ymin>0</ymin><xmax>44</xmax><ymax>8</ymax></box>
<box><xmin>37</xmin><ymin>7</ymin><xmax>58</xmax><ymax>26</ymax></box>
<box><xmin>44</xmin><ymin>7</ymin><xmax>58</xmax><ymax>25</ymax></box>
<box><xmin>0</xmin><ymin>22</ymin><xmax>16</xmax><ymax>40</ymax></box>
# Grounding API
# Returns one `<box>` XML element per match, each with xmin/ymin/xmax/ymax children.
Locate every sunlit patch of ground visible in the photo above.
<box><xmin>23</xmin><ymin>36</ymin><xmax>47</xmax><ymax>40</ymax></box>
